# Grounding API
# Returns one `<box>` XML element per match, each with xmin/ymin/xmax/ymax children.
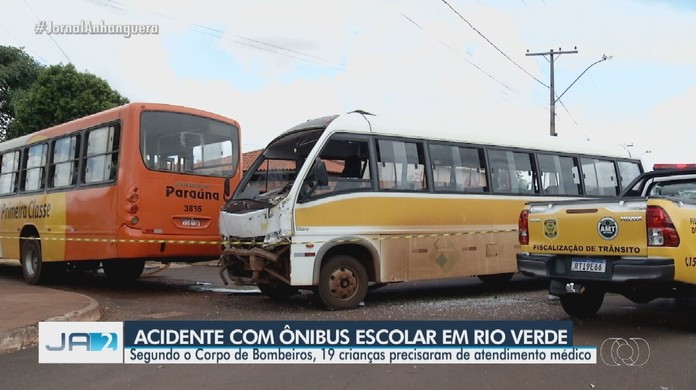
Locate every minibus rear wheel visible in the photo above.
<box><xmin>318</xmin><ymin>255</ymin><xmax>368</xmax><ymax>310</ymax></box>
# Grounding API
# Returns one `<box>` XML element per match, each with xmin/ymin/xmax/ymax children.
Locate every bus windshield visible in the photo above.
<box><xmin>234</xmin><ymin>128</ymin><xmax>323</xmax><ymax>200</ymax></box>
<box><xmin>141</xmin><ymin>111</ymin><xmax>239</xmax><ymax>177</ymax></box>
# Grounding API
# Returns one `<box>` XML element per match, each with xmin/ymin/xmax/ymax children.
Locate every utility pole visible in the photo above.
<box><xmin>526</xmin><ymin>48</ymin><xmax>578</xmax><ymax>137</ymax></box>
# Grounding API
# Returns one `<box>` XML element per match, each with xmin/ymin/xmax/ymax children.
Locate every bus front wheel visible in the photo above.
<box><xmin>102</xmin><ymin>260</ymin><xmax>145</xmax><ymax>282</ymax></box>
<box><xmin>20</xmin><ymin>238</ymin><xmax>53</xmax><ymax>285</ymax></box>
<box><xmin>318</xmin><ymin>255</ymin><xmax>368</xmax><ymax>310</ymax></box>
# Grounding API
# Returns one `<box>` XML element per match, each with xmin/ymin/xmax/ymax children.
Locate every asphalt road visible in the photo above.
<box><xmin>1</xmin><ymin>263</ymin><xmax>695</xmax><ymax>390</ymax></box>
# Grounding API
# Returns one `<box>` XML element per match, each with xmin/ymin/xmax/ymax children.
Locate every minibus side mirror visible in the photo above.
<box><xmin>299</xmin><ymin>159</ymin><xmax>329</xmax><ymax>202</ymax></box>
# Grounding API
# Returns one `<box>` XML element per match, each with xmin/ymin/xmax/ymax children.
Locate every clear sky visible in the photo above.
<box><xmin>2</xmin><ymin>0</ymin><xmax>695</xmax><ymax>168</ymax></box>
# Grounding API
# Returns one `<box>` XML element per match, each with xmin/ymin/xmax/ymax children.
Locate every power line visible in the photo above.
<box><xmin>91</xmin><ymin>0</ymin><xmax>345</xmax><ymax>71</ymax></box>
<box><xmin>23</xmin><ymin>0</ymin><xmax>72</xmax><ymax>64</ymax></box>
<box><xmin>388</xmin><ymin>1</ymin><xmax>566</xmax><ymax>123</ymax></box>
<box><xmin>440</xmin><ymin>0</ymin><xmax>548</xmax><ymax>88</ymax></box>
<box><xmin>389</xmin><ymin>3</ymin><xmax>515</xmax><ymax>94</ymax></box>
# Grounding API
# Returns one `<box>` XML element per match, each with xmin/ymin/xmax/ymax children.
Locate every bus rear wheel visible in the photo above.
<box><xmin>102</xmin><ymin>260</ymin><xmax>145</xmax><ymax>282</ymax></box>
<box><xmin>318</xmin><ymin>255</ymin><xmax>368</xmax><ymax>310</ymax></box>
<box><xmin>21</xmin><ymin>238</ymin><xmax>52</xmax><ymax>285</ymax></box>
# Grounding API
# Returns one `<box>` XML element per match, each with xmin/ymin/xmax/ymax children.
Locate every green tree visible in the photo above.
<box><xmin>8</xmin><ymin>63</ymin><xmax>129</xmax><ymax>139</ymax></box>
<box><xmin>0</xmin><ymin>46</ymin><xmax>43</xmax><ymax>140</ymax></box>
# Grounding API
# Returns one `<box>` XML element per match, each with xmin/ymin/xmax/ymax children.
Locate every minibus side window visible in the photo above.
<box><xmin>376</xmin><ymin>139</ymin><xmax>427</xmax><ymax>191</ymax></box>
<box><xmin>306</xmin><ymin>138</ymin><xmax>371</xmax><ymax>199</ymax></box>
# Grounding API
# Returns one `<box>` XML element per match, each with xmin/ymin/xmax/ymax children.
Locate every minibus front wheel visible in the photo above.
<box><xmin>318</xmin><ymin>255</ymin><xmax>368</xmax><ymax>310</ymax></box>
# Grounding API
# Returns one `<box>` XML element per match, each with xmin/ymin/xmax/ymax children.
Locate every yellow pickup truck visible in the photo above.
<box><xmin>517</xmin><ymin>168</ymin><xmax>696</xmax><ymax>317</ymax></box>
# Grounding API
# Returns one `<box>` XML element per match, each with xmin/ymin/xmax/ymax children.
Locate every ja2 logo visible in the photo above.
<box><xmin>45</xmin><ymin>332</ymin><xmax>118</xmax><ymax>352</ymax></box>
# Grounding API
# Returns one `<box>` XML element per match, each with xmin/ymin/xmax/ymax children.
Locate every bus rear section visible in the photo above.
<box><xmin>112</xmin><ymin>107</ymin><xmax>240</xmax><ymax>265</ymax></box>
<box><xmin>0</xmin><ymin>103</ymin><xmax>241</xmax><ymax>284</ymax></box>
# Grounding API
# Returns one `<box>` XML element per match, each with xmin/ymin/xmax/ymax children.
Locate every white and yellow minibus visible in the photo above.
<box><xmin>219</xmin><ymin>112</ymin><xmax>644</xmax><ymax>309</ymax></box>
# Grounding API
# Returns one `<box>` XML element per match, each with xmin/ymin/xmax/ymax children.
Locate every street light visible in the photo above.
<box><xmin>555</xmin><ymin>54</ymin><xmax>614</xmax><ymax>103</ymax></box>
<box><xmin>526</xmin><ymin>49</ymin><xmax>613</xmax><ymax>136</ymax></box>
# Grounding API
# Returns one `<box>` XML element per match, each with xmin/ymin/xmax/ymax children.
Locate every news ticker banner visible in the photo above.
<box><xmin>39</xmin><ymin>320</ymin><xmax>596</xmax><ymax>364</ymax></box>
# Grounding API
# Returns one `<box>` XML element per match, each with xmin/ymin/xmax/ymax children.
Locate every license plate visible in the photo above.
<box><xmin>571</xmin><ymin>258</ymin><xmax>606</xmax><ymax>273</ymax></box>
<box><xmin>181</xmin><ymin>218</ymin><xmax>201</xmax><ymax>227</ymax></box>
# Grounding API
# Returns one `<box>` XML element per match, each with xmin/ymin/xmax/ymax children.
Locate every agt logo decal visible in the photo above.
<box><xmin>543</xmin><ymin>219</ymin><xmax>558</xmax><ymax>240</ymax></box>
<box><xmin>597</xmin><ymin>217</ymin><xmax>619</xmax><ymax>240</ymax></box>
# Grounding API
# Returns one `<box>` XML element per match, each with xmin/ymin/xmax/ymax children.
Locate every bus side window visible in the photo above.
<box><xmin>489</xmin><ymin>149</ymin><xmax>537</xmax><ymax>195</ymax></box>
<box><xmin>538</xmin><ymin>153</ymin><xmax>580</xmax><ymax>196</ymax></box>
<box><xmin>0</xmin><ymin>150</ymin><xmax>20</xmax><ymax>195</ymax></box>
<box><xmin>49</xmin><ymin>135</ymin><xmax>80</xmax><ymax>188</ymax></box>
<box><xmin>429</xmin><ymin>143</ymin><xmax>489</xmax><ymax>193</ymax></box>
<box><xmin>22</xmin><ymin>143</ymin><xmax>48</xmax><ymax>192</ymax></box>
<box><xmin>618</xmin><ymin>160</ymin><xmax>642</xmax><ymax>191</ymax></box>
<box><xmin>376</xmin><ymin>139</ymin><xmax>427</xmax><ymax>191</ymax></box>
<box><xmin>581</xmin><ymin>158</ymin><xmax>618</xmax><ymax>196</ymax></box>
<box><xmin>306</xmin><ymin>138</ymin><xmax>372</xmax><ymax>198</ymax></box>
<box><xmin>333</xmin><ymin>155</ymin><xmax>364</xmax><ymax>192</ymax></box>
<box><xmin>83</xmin><ymin>125</ymin><xmax>120</xmax><ymax>184</ymax></box>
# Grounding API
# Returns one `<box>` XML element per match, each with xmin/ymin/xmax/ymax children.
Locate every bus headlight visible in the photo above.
<box><xmin>263</xmin><ymin>231</ymin><xmax>286</xmax><ymax>246</ymax></box>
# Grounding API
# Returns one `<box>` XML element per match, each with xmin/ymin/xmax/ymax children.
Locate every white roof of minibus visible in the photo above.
<box><xmin>322</xmin><ymin>111</ymin><xmax>634</xmax><ymax>159</ymax></box>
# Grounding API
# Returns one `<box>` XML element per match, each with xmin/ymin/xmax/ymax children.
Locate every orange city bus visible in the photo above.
<box><xmin>0</xmin><ymin>102</ymin><xmax>241</xmax><ymax>284</ymax></box>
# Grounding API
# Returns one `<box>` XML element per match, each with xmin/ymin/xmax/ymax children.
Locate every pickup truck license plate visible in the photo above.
<box><xmin>570</xmin><ymin>258</ymin><xmax>606</xmax><ymax>273</ymax></box>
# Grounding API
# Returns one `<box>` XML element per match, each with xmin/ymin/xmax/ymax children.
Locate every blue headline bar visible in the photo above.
<box><xmin>124</xmin><ymin>320</ymin><xmax>573</xmax><ymax>348</ymax></box>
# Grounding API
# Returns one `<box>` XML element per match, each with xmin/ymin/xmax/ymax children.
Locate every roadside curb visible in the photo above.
<box><xmin>0</xmin><ymin>294</ymin><xmax>101</xmax><ymax>354</ymax></box>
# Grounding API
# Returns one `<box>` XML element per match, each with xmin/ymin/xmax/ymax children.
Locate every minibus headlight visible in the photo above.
<box><xmin>264</xmin><ymin>232</ymin><xmax>280</xmax><ymax>245</ymax></box>
<box><xmin>264</xmin><ymin>231</ymin><xmax>288</xmax><ymax>246</ymax></box>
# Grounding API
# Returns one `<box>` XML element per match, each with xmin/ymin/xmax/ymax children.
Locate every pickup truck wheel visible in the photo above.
<box><xmin>560</xmin><ymin>290</ymin><xmax>604</xmax><ymax>318</ymax></box>
<box><xmin>258</xmin><ymin>283</ymin><xmax>299</xmax><ymax>301</ymax></box>
<box><xmin>318</xmin><ymin>255</ymin><xmax>368</xmax><ymax>310</ymax></box>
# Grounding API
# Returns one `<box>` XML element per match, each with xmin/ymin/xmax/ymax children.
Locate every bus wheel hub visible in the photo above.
<box><xmin>329</xmin><ymin>267</ymin><xmax>357</xmax><ymax>299</ymax></box>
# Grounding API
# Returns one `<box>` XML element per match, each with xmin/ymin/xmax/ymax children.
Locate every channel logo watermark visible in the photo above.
<box><xmin>34</xmin><ymin>20</ymin><xmax>159</xmax><ymax>38</ymax></box>
<box><xmin>39</xmin><ymin>322</ymin><xmax>123</xmax><ymax>363</ymax></box>
<box><xmin>599</xmin><ymin>337</ymin><xmax>650</xmax><ymax>366</ymax></box>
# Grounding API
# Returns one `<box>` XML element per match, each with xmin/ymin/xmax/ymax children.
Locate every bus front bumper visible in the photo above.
<box><xmin>220</xmin><ymin>245</ymin><xmax>290</xmax><ymax>285</ymax></box>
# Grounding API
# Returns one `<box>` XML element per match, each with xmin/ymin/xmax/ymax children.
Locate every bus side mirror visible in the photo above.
<box><xmin>315</xmin><ymin>159</ymin><xmax>328</xmax><ymax>186</ymax></box>
<box><xmin>223</xmin><ymin>175</ymin><xmax>232</xmax><ymax>201</ymax></box>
